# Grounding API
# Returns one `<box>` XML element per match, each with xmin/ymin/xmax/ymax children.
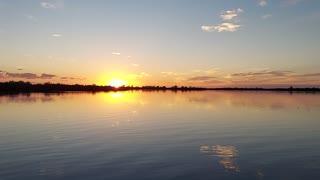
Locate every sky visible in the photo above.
<box><xmin>0</xmin><ymin>0</ymin><xmax>320</xmax><ymax>88</ymax></box>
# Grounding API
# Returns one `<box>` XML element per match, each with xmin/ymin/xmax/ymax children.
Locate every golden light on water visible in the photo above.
<box><xmin>109</xmin><ymin>92</ymin><xmax>125</xmax><ymax>99</ymax></box>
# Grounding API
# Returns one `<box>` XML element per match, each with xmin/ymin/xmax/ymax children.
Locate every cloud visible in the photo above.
<box><xmin>61</xmin><ymin>77</ymin><xmax>73</xmax><ymax>80</ymax></box>
<box><xmin>6</xmin><ymin>72</ymin><xmax>38</xmax><ymax>79</ymax></box>
<box><xmin>231</xmin><ymin>70</ymin><xmax>293</xmax><ymax>77</ymax></box>
<box><xmin>60</xmin><ymin>77</ymin><xmax>85</xmax><ymax>81</ymax></box>
<box><xmin>259</xmin><ymin>0</ymin><xmax>267</xmax><ymax>7</ymax></box>
<box><xmin>40</xmin><ymin>2</ymin><xmax>58</xmax><ymax>9</ymax></box>
<box><xmin>161</xmin><ymin>72</ymin><xmax>185</xmax><ymax>76</ymax></box>
<box><xmin>293</xmin><ymin>73</ymin><xmax>320</xmax><ymax>77</ymax></box>
<box><xmin>201</xmin><ymin>26</ymin><xmax>215</xmax><ymax>32</ymax></box>
<box><xmin>3</xmin><ymin>72</ymin><xmax>57</xmax><ymax>79</ymax></box>
<box><xmin>112</xmin><ymin>52</ymin><xmax>121</xmax><ymax>55</ymax></box>
<box><xmin>262</xmin><ymin>14</ymin><xmax>272</xmax><ymax>19</ymax></box>
<box><xmin>202</xmin><ymin>23</ymin><xmax>241</xmax><ymax>32</ymax></box>
<box><xmin>188</xmin><ymin>76</ymin><xmax>217</xmax><ymax>81</ymax></box>
<box><xmin>193</xmin><ymin>68</ymin><xmax>219</xmax><ymax>74</ymax></box>
<box><xmin>52</xmin><ymin>34</ymin><xmax>62</xmax><ymax>37</ymax></box>
<box><xmin>1</xmin><ymin>70</ymin><xmax>85</xmax><ymax>81</ymax></box>
<box><xmin>282</xmin><ymin>0</ymin><xmax>303</xmax><ymax>6</ymax></box>
<box><xmin>131</xmin><ymin>63</ymin><xmax>140</xmax><ymax>67</ymax></box>
<box><xmin>220</xmin><ymin>8</ymin><xmax>244</xmax><ymax>20</ymax></box>
<box><xmin>40</xmin><ymin>73</ymin><xmax>56</xmax><ymax>79</ymax></box>
<box><xmin>126</xmin><ymin>72</ymin><xmax>151</xmax><ymax>79</ymax></box>
<box><xmin>25</xmin><ymin>14</ymin><xmax>38</xmax><ymax>22</ymax></box>
<box><xmin>17</xmin><ymin>68</ymin><xmax>23</xmax><ymax>71</ymax></box>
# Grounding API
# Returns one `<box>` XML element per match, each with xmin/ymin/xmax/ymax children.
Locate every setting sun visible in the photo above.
<box><xmin>107</xmin><ymin>79</ymin><xmax>127</xmax><ymax>88</ymax></box>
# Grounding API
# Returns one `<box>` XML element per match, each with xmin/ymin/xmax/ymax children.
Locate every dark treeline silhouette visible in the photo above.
<box><xmin>0</xmin><ymin>81</ymin><xmax>205</xmax><ymax>93</ymax></box>
<box><xmin>0</xmin><ymin>81</ymin><xmax>319</xmax><ymax>93</ymax></box>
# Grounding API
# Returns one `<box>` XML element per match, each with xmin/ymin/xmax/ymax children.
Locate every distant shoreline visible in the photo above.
<box><xmin>0</xmin><ymin>81</ymin><xmax>319</xmax><ymax>93</ymax></box>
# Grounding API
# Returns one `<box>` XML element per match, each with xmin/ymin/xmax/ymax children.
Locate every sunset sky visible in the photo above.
<box><xmin>0</xmin><ymin>0</ymin><xmax>320</xmax><ymax>87</ymax></box>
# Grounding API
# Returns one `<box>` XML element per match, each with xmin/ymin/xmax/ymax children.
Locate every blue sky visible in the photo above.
<box><xmin>0</xmin><ymin>0</ymin><xmax>320</xmax><ymax>87</ymax></box>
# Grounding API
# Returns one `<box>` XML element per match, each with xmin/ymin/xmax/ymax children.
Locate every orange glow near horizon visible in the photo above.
<box><xmin>107</xmin><ymin>79</ymin><xmax>127</xmax><ymax>88</ymax></box>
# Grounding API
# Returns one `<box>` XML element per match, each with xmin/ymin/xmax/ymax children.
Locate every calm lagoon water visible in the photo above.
<box><xmin>1</xmin><ymin>91</ymin><xmax>320</xmax><ymax>180</ymax></box>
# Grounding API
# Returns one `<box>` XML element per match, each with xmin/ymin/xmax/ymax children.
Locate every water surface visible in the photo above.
<box><xmin>1</xmin><ymin>91</ymin><xmax>320</xmax><ymax>180</ymax></box>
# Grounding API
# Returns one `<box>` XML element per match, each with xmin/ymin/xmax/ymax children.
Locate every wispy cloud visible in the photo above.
<box><xmin>40</xmin><ymin>2</ymin><xmax>58</xmax><ymax>9</ymax></box>
<box><xmin>25</xmin><ymin>14</ymin><xmax>38</xmax><ymax>22</ymax></box>
<box><xmin>7</xmin><ymin>72</ymin><xmax>56</xmax><ymax>79</ymax></box>
<box><xmin>188</xmin><ymin>76</ymin><xmax>217</xmax><ymax>81</ymax></box>
<box><xmin>0</xmin><ymin>70</ymin><xmax>85</xmax><ymax>81</ymax></box>
<box><xmin>231</xmin><ymin>70</ymin><xmax>293</xmax><ymax>77</ymax></box>
<box><xmin>52</xmin><ymin>34</ymin><xmax>62</xmax><ymax>37</ymax></box>
<box><xmin>5</xmin><ymin>72</ymin><xmax>38</xmax><ymax>79</ymax></box>
<box><xmin>282</xmin><ymin>0</ymin><xmax>303</xmax><ymax>6</ymax></box>
<box><xmin>126</xmin><ymin>72</ymin><xmax>151</xmax><ymax>79</ymax></box>
<box><xmin>131</xmin><ymin>63</ymin><xmax>140</xmax><ymax>67</ymax></box>
<box><xmin>202</xmin><ymin>23</ymin><xmax>241</xmax><ymax>32</ymax></box>
<box><xmin>193</xmin><ymin>68</ymin><xmax>219</xmax><ymax>74</ymax></box>
<box><xmin>40</xmin><ymin>1</ymin><xmax>64</xmax><ymax>9</ymax></box>
<box><xmin>112</xmin><ymin>52</ymin><xmax>121</xmax><ymax>55</ymax></box>
<box><xmin>262</xmin><ymin>14</ymin><xmax>272</xmax><ymax>19</ymax></box>
<box><xmin>293</xmin><ymin>73</ymin><xmax>320</xmax><ymax>77</ymax></box>
<box><xmin>259</xmin><ymin>0</ymin><xmax>267</xmax><ymax>7</ymax></box>
<box><xmin>201</xmin><ymin>26</ymin><xmax>215</xmax><ymax>32</ymax></box>
<box><xmin>40</xmin><ymin>73</ymin><xmax>57</xmax><ymax>79</ymax></box>
<box><xmin>220</xmin><ymin>8</ymin><xmax>244</xmax><ymax>20</ymax></box>
<box><xmin>161</xmin><ymin>72</ymin><xmax>185</xmax><ymax>76</ymax></box>
<box><xmin>60</xmin><ymin>77</ymin><xmax>85</xmax><ymax>81</ymax></box>
<box><xmin>61</xmin><ymin>77</ymin><xmax>74</xmax><ymax>80</ymax></box>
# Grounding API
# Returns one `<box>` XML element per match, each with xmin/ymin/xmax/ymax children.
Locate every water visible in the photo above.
<box><xmin>1</xmin><ymin>91</ymin><xmax>320</xmax><ymax>180</ymax></box>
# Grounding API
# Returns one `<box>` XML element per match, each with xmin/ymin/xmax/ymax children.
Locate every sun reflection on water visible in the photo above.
<box><xmin>200</xmin><ymin>145</ymin><xmax>239</xmax><ymax>172</ymax></box>
<box><xmin>109</xmin><ymin>92</ymin><xmax>125</xmax><ymax>99</ymax></box>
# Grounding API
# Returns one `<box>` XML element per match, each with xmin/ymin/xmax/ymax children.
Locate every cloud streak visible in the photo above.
<box><xmin>220</xmin><ymin>8</ymin><xmax>243</xmax><ymax>20</ymax></box>
<box><xmin>188</xmin><ymin>76</ymin><xmax>217</xmax><ymax>81</ymax></box>
<box><xmin>259</xmin><ymin>0</ymin><xmax>267</xmax><ymax>7</ymax></box>
<box><xmin>112</xmin><ymin>52</ymin><xmax>121</xmax><ymax>55</ymax></box>
<box><xmin>41</xmin><ymin>2</ymin><xmax>58</xmax><ymax>9</ymax></box>
<box><xmin>231</xmin><ymin>70</ymin><xmax>293</xmax><ymax>77</ymax></box>
<box><xmin>40</xmin><ymin>1</ymin><xmax>64</xmax><ymax>9</ymax></box>
<box><xmin>5</xmin><ymin>72</ymin><xmax>57</xmax><ymax>79</ymax></box>
<box><xmin>202</xmin><ymin>23</ymin><xmax>241</xmax><ymax>32</ymax></box>
<box><xmin>40</xmin><ymin>73</ymin><xmax>57</xmax><ymax>79</ymax></box>
<box><xmin>282</xmin><ymin>0</ymin><xmax>303</xmax><ymax>6</ymax></box>
<box><xmin>262</xmin><ymin>14</ymin><xmax>272</xmax><ymax>19</ymax></box>
<box><xmin>52</xmin><ymin>34</ymin><xmax>62</xmax><ymax>37</ymax></box>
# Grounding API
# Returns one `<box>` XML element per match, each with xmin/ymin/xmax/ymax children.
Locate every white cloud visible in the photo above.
<box><xmin>201</xmin><ymin>26</ymin><xmax>216</xmax><ymax>32</ymax></box>
<box><xmin>202</xmin><ymin>23</ymin><xmax>241</xmax><ymax>32</ymax></box>
<box><xmin>52</xmin><ymin>34</ymin><xmax>62</xmax><ymax>37</ymax></box>
<box><xmin>126</xmin><ymin>72</ymin><xmax>150</xmax><ymax>79</ymax></box>
<box><xmin>262</xmin><ymin>14</ymin><xmax>272</xmax><ymax>19</ymax></box>
<box><xmin>112</xmin><ymin>52</ymin><xmax>121</xmax><ymax>55</ymax></box>
<box><xmin>282</xmin><ymin>0</ymin><xmax>303</xmax><ymax>6</ymax></box>
<box><xmin>41</xmin><ymin>2</ymin><xmax>57</xmax><ymax>9</ymax></box>
<box><xmin>40</xmin><ymin>1</ymin><xmax>64</xmax><ymax>9</ymax></box>
<box><xmin>131</xmin><ymin>63</ymin><xmax>139</xmax><ymax>67</ymax></box>
<box><xmin>259</xmin><ymin>0</ymin><xmax>267</xmax><ymax>7</ymax></box>
<box><xmin>220</xmin><ymin>8</ymin><xmax>244</xmax><ymax>20</ymax></box>
<box><xmin>161</xmin><ymin>72</ymin><xmax>185</xmax><ymax>76</ymax></box>
<box><xmin>25</xmin><ymin>15</ymin><xmax>38</xmax><ymax>22</ymax></box>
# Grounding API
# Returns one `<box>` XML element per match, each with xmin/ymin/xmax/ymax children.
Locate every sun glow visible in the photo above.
<box><xmin>108</xmin><ymin>79</ymin><xmax>127</xmax><ymax>88</ymax></box>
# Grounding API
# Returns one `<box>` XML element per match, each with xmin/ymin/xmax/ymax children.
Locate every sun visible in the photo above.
<box><xmin>107</xmin><ymin>79</ymin><xmax>127</xmax><ymax>88</ymax></box>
